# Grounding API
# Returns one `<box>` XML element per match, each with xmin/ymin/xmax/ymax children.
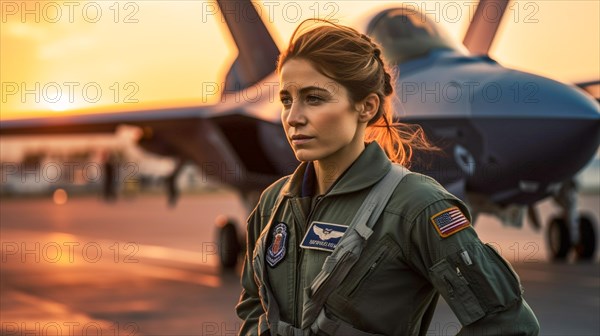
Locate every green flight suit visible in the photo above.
<box><xmin>236</xmin><ymin>142</ymin><xmax>539</xmax><ymax>336</ymax></box>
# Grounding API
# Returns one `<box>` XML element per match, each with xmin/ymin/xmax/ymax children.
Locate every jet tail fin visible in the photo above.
<box><xmin>216</xmin><ymin>0</ymin><xmax>280</xmax><ymax>91</ymax></box>
<box><xmin>462</xmin><ymin>0</ymin><xmax>510</xmax><ymax>55</ymax></box>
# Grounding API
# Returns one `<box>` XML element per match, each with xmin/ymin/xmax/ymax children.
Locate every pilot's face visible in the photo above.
<box><xmin>279</xmin><ymin>58</ymin><xmax>363</xmax><ymax>164</ymax></box>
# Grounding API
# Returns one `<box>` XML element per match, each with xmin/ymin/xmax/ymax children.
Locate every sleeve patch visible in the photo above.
<box><xmin>430</xmin><ymin>206</ymin><xmax>470</xmax><ymax>238</ymax></box>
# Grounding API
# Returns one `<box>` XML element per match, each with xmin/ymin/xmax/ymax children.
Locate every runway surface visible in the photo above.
<box><xmin>1</xmin><ymin>191</ymin><xmax>598</xmax><ymax>335</ymax></box>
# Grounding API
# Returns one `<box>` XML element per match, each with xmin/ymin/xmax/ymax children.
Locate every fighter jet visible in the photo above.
<box><xmin>2</xmin><ymin>0</ymin><xmax>599</xmax><ymax>267</ymax></box>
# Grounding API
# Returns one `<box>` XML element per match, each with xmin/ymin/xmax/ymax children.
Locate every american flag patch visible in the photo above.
<box><xmin>430</xmin><ymin>207</ymin><xmax>470</xmax><ymax>237</ymax></box>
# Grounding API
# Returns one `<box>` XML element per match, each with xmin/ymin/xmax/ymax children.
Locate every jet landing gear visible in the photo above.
<box><xmin>213</xmin><ymin>192</ymin><xmax>258</xmax><ymax>269</ymax></box>
<box><xmin>215</xmin><ymin>215</ymin><xmax>241</xmax><ymax>269</ymax></box>
<box><xmin>546</xmin><ymin>180</ymin><xmax>597</xmax><ymax>261</ymax></box>
<box><xmin>548</xmin><ymin>215</ymin><xmax>596</xmax><ymax>260</ymax></box>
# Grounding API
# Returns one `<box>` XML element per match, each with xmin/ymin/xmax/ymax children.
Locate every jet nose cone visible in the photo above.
<box><xmin>471</xmin><ymin>70</ymin><xmax>600</xmax><ymax>123</ymax></box>
<box><xmin>471</xmin><ymin>70</ymin><xmax>599</xmax><ymax>196</ymax></box>
<box><xmin>472</xmin><ymin>70</ymin><xmax>600</xmax><ymax>162</ymax></box>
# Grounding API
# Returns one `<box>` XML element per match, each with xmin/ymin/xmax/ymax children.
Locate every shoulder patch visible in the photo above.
<box><xmin>430</xmin><ymin>207</ymin><xmax>470</xmax><ymax>238</ymax></box>
<box><xmin>266</xmin><ymin>222</ymin><xmax>288</xmax><ymax>267</ymax></box>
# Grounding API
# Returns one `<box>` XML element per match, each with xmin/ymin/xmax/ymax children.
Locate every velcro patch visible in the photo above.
<box><xmin>266</xmin><ymin>222</ymin><xmax>288</xmax><ymax>267</ymax></box>
<box><xmin>300</xmin><ymin>221</ymin><xmax>347</xmax><ymax>252</ymax></box>
<box><xmin>430</xmin><ymin>207</ymin><xmax>470</xmax><ymax>238</ymax></box>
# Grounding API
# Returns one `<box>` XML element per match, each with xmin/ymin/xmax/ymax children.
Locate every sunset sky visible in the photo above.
<box><xmin>1</xmin><ymin>0</ymin><xmax>599</xmax><ymax>119</ymax></box>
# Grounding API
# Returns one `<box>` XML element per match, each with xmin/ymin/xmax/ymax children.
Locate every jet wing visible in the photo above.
<box><xmin>0</xmin><ymin>104</ymin><xmax>220</xmax><ymax>136</ymax></box>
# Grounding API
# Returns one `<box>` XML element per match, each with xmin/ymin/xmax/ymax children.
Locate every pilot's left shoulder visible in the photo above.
<box><xmin>386</xmin><ymin>171</ymin><xmax>463</xmax><ymax>213</ymax></box>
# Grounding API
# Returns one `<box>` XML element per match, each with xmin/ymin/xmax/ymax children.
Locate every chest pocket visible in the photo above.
<box><xmin>337</xmin><ymin>234</ymin><xmax>401</xmax><ymax>298</ymax></box>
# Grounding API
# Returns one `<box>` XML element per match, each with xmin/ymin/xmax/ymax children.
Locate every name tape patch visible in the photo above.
<box><xmin>300</xmin><ymin>221</ymin><xmax>347</xmax><ymax>252</ymax></box>
<box><xmin>430</xmin><ymin>206</ymin><xmax>470</xmax><ymax>238</ymax></box>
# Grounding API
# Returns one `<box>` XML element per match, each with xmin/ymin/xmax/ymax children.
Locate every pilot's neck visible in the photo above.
<box><xmin>313</xmin><ymin>142</ymin><xmax>365</xmax><ymax>196</ymax></box>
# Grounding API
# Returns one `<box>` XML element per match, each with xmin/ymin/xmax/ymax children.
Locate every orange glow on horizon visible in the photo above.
<box><xmin>1</xmin><ymin>1</ymin><xmax>598</xmax><ymax>120</ymax></box>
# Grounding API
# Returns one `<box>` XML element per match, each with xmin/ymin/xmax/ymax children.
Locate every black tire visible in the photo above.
<box><xmin>575</xmin><ymin>214</ymin><xmax>597</xmax><ymax>261</ymax></box>
<box><xmin>547</xmin><ymin>217</ymin><xmax>571</xmax><ymax>260</ymax></box>
<box><xmin>219</xmin><ymin>223</ymin><xmax>240</xmax><ymax>269</ymax></box>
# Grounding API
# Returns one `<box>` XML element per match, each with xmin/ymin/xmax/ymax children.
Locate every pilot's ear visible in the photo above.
<box><xmin>357</xmin><ymin>93</ymin><xmax>379</xmax><ymax>123</ymax></box>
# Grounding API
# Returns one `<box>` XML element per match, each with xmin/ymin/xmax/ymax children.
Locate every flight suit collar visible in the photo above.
<box><xmin>281</xmin><ymin>141</ymin><xmax>392</xmax><ymax>197</ymax></box>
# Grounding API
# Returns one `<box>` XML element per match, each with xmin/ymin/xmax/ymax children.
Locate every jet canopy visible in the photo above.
<box><xmin>367</xmin><ymin>7</ymin><xmax>467</xmax><ymax>64</ymax></box>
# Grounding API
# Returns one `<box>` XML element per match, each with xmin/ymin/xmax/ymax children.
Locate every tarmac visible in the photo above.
<box><xmin>1</xmin><ymin>190</ymin><xmax>598</xmax><ymax>335</ymax></box>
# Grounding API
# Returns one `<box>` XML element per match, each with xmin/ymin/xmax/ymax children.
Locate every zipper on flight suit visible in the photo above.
<box><xmin>348</xmin><ymin>245</ymin><xmax>388</xmax><ymax>296</ymax></box>
<box><xmin>443</xmin><ymin>275</ymin><xmax>455</xmax><ymax>299</ymax></box>
<box><xmin>455</xmin><ymin>266</ymin><xmax>468</xmax><ymax>284</ymax></box>
<box><xmin>294</xmin><ymin>194</ymin><xmax>325</xmax><ymax>327</ymax></box>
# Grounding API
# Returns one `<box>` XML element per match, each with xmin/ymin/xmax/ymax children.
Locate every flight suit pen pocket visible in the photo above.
<box><xmin>429</xmin><ymin>259</ymin><xmax>485</xmax><ymax>325</ymax></box>
<box><xmin>449</xmin><ymin>244</ymin><xmax>523</xmax><ymax>314</ymax></box>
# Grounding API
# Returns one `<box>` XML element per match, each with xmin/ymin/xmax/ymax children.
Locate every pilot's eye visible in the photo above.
<box><xmin>306</xmin><ymin>95</ymin><xmax>323</xmax><ymax>105</ymax></box>
<box><xmin>280</xmin><ymin>95</ymin><xmax>292</xmax><ymax>108</ymax></box>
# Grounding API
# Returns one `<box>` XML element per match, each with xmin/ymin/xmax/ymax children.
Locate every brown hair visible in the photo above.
<box><xmin>277</xmin><ymin>19</ymin><xmax>437</xmax><ymax>166</ymax></box>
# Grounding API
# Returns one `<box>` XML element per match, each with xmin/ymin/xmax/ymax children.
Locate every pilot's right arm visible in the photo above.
<box><xmin>236</xmin><ymin>205</ymin><xmax>268</xmax><ymax>336</ymax></box>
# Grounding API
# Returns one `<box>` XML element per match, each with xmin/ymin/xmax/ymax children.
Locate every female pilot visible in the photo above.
<box><xmin>236</xmin><ymin>19</ymin><xmax>539</xmax><ymax>336</ymax></box>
